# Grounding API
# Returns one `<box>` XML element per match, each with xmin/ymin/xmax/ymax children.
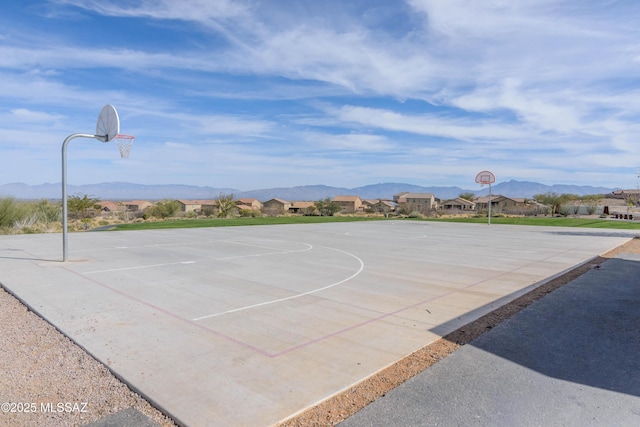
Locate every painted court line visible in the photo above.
<box><xmin>84</xmin><ymin>260</ymin><xmax>196</xmax><ymax>274</ymax></box>
<box><xmin>192</xmin><ymin>245</ymin><xmax>365</xmax><ymax>321</ymax></box>
<box><xmin>269</xmin><ymin>245</ymin><xmax>583</xmax><ymax>357</ymax></box>
<box><xmin>84</xmin><ymin>240</ymin><xmax>312</xmax><ymax>274</ymax></box>
<box><xmin>217</xmin><ymin>241</ymin><xmax>313</xmax><ymax>260</ymax></box>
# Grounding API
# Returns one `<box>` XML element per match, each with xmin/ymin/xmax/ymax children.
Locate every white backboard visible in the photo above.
<box><xmin>96</xmin><ymin>104</ymin><xmax>120</xmax><ymax>142</ymax></box>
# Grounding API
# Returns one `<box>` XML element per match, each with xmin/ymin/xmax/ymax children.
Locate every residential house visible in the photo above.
<box><xmin>363</xmin><ymin>199</ymin><xmax>397</xmax><ymax>214</ymax></box>
<box><xmin>442</xmin><ymin>197</ymin><xmax>476</xmax><ymax>212</ymax></box>
<box><xmin>289</xmin><ymin>201</ymin><xmax>316</xmax><ymax>214</ymax></box>
<box><xmin>609</xmin><ymin>189</ymin><xmax>640</xmax><ymax>206</ymax></box>
<box><xmin>124</xmin><ymin>200</ymin><xmax>154</xmax><ymax>212</ymax></box>
<box><xmin>236</xmin><ymin>198</ymin><xmax>262</xmax><ymax>211</ymax></box>
<box><xmin>333</xmin><ymin>195</ymin><xmax>363</xmax><ymax>213</ymax></box>
<box><xmin>362</xmin><ymin>199</ymin><xmax>378</xmax><ymax>210</ymax></box>
<box><xmin>474</xmin><ymin>195</ymin><xmax>530</xmax><ymax>213</ymax></box>
<box><xmin>200</xmin><ymin>200</ymin><xmax>219</xmax><ymax>216</ymax></box>
<box><xmin>392</xmin><ymin>192</ymin><xmax>408</xmax><ymax>203</ymax></box>
<box><xmin>176</xmin><ymin>200</ymin><xmax>218</xmax><ymax>214</ymax></box>
<box><xmin>262</xmin><ymin>198</ymin><xmax>292</xmax><ymax>215</ymax></box>
<box><xmin>97</xmin><ymin>201</ymin><xmax>124</xmax><ymax>214</ymax></box>
<box><xmin>394</xmin><ymin>192</ymin><xmax>436</xmax><ymax>213</ymax></box>
<box><xmin>176</xmin><ymin>200</ymin><xmax>201</xmax><ymax>213</ymax></box>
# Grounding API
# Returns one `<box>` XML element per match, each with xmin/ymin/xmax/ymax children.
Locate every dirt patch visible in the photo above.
<box><xmin>277</xmin><ymin>236</ymin><xmax>640</xmax><ymax>426</ymax></box>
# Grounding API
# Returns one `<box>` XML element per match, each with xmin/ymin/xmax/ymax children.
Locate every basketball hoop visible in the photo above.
<box><xmin>113</xmin><ymin>134</ymin><xmax>135</xmax><ymax>158</ymax></box>
<box><xmin>475</xmin><ymin>170</ymin><xmax>496</xmax><ymax>186</ymax></box>
<box><xmin>475</xmin><ymin>170</ymin><xmax>496</xmax><ymax>225</ymax></box>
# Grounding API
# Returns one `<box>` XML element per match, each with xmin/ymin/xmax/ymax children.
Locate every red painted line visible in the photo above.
<box><xmin>63</xmin><ymin>246</ymin><xmax>577</xmax><ymax>359</ymax></box>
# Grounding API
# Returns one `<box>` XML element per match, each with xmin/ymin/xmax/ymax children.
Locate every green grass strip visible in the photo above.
<box><xmin>109</xmin><ymin>215</ymin><xmax>383</xmax><ymax>230</ymax></box>
<box><xmin>106</xmin><ymin>215</ymin><xmax>640</xmax><ymax>231</ymax></box>
<box><xmin>412</xmin><ymin>216</ymin><xmax>640</xmax><ymax>229</ymax></box>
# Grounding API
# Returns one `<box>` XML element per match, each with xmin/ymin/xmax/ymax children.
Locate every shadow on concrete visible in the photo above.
<box><xmin>433</xmin><ymin>255</ymin><xmax>640</xmax><ymax>397</ymax></box>
<box><xmin>0</xmin><ymin>249</ymin><xmax>62</xmax><ymax>262</ymax></box>
<box><xmin>340</xmin><ymin>255</ymin><xmax>640</xmax><ymax>427</ymax></box>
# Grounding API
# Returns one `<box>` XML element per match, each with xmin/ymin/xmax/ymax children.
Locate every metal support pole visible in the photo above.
<box><xmin>488</xmin><ymin>183</ymin><xmax>492</xmax><ymax>225</ymax></box>
<box><xmin>62</xmin><ymin>133</ymin><xmax>105</xmax><ymax>262</ymax></box>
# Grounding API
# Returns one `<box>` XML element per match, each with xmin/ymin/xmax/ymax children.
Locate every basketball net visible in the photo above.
<box><xmin>113</xmin><ymin>134</ymin><xmax>135</xmax><ymax>158</ymax></box>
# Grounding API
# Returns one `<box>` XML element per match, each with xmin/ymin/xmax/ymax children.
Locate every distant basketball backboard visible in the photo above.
<box><xmin>475</xmin><ymin>170</ymin><xmax>495</xmax><ymax>225</ymax></box>
<box><xmin>475</xmin><ymin>170</ymin><xmax>496</xmax><ymax>186</ymax></box>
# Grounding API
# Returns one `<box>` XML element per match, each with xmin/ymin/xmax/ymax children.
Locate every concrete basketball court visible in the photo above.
<box><xmin>0</xmin><ymin>221</ymin><xmax>637</xmax><ymax>426</ymax></box>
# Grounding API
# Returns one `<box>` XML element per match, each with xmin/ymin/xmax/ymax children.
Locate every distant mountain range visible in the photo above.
<box><xmin>0</xmin><ymin>181</ymin><xmax>619</xmax><ymax>201</ymax></box>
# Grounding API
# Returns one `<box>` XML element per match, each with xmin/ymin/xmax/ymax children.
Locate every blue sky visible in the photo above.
<box><xmin>1</xmin><ymin>0</ymin><xmax>640</xmax><ymax>191</ymax></box>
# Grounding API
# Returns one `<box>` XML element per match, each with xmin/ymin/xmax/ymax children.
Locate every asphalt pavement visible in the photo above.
<box><xmin>340</xmin><ymin>252</ymin><xmax>640</xmax><ymax>427</ymax></box>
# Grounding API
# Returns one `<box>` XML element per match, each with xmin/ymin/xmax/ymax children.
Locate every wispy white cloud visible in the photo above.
<box><xmin>304</xmin><ymin>132</ymin><xmax>395</xmax><ymax>153</ymax></box>
<box><xmin>53</xmin><ymin>0</ymin><xmax>250</xmax><ymax>21</ymax></box>
<box><xmin>8</xmin><ymin>108</ymin><xmax>64</xmax><ymax>123</ymax></box>
<box><xmin>333</xmin><ymin>105</ymin><xmax>526</xmax><ymax>142</ymax></box>
<box><xmin>0</xmin><ymin>0</ymin><xmax>639</xmax><ymax>189</ymax></box>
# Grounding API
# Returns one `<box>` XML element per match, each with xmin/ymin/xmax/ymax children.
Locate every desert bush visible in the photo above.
<box><xmin>216</xmin><ymin>193</ymin><xmax>237</xmax><ymax>218</ymax></box>
<box><xmin>13</xmin><ymin>215</ymin><xmax>38</xmax><ymax>229</ymax></box>
<box><xmin>558</xmin><ymin>205</ymin><xmax>572</xmax><ymax>217</ymax></box>
<box><xmin>239</xmin><ymin>209</ymin><xmax>261</xmax><ymax>218</ymax></box>
<box><xmin>67</xmin><ymin>194</ymin><xmax>100</xmax><ymax>220</ymax></box>
<box><xmin>34</xmin><ymin>199</ymin><xmax>61</xmax><ymax>224</ymax></box>
<box><xmin>145</xmin><ymin>199</ymin><xmax>181</xmax><ymax>219</ymax></box>
<box><xmin>314</xmin><ymin>198</ymin><xmax>341</xmax><ymax>216</ymax></box>
<box><xmin>0</xmin><ymin>198</ymin><xmax>29</xmax><ymax>229</ymax></box>
<box><xmin>303</xmin><ymin>206</ymin><xmax>320</xmax><ymax>216</ymax></box>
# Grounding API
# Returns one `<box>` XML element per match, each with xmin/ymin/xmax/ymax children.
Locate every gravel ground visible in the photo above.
<box><xmin>0</xmin><ymin>288</ymin><xmax>177</xmax><ymax>427</ymax></box>
<box><xmin>1</xmin><ymin>237</ymin><xmax>638</xmax><ymax>427</ymax></box>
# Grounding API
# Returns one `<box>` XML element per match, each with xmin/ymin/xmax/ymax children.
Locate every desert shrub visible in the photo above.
<box><xmin>13</xmin><ymin>215</ymin><xmax>38</xmax><ymax>230</ymax></box>
<box><xmin>145</xmin><ymin>200</ymin><xmax>181</xmax><ymax>219</ymax></box>
<box><xmin>67</xmin><ymin>194</ymin><xmax>100</xmax><ymax>220</ymax></box>
<box><xmin>302</xmin><ymin>206</ymin><xmax>320</xmax><ymax>216</ymax></box>
<box><xmin>34</xmin><ymin>199</ymin><xmax>61</xmax><ymax>224</ymax></box>
<box><xmin>239</xmin><ymin>209</ymin><xmax>261</xmax><ymax>218</ymax></box>
<box><xmin>314</xmin><ymin>198</ymin><xmax>341</xmax><ymax>216</ymax></box>
<box><xmin>558</xmin><ymin>205</ymin><xmax>572</xmax><ymax>217</ymax></box>
<box><xmin>0</xmin><ymin>197</ymin><xmax>28</xmax><ymax>229</ymax></box>
<box><xmin>201</xmin><ymin>206</ymin><xmax>216</xmax><ymax>217</ymax></box>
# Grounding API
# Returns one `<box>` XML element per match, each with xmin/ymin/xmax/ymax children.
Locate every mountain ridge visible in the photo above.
<box><xmin>0</xmin><ymin>181</ymin><xmax>618</xmax><ymax>201</ymax></box>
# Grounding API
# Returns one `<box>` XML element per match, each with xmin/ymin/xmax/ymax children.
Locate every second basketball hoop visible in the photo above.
<box><xmin>475</xmin><ymin>170</ymin><xmax>496</xmax><ymax>225</ymax></box>
<box><xmin>475</xmin><ymin>170</ymin><xmax>496</xmax><ymax>186</ymax></box>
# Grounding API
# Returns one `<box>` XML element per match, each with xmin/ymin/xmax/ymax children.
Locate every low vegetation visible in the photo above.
<box><xmin>0</xmin><ymin>198</ymin><xmax>61</xmax><ymax>233</ymax></box>
<box><xmin>1</xmin><ymin>192</ymin><xmax>640</xmax><ymax>235</ymax></box>
<box><xmin>144</xmin><ymin>199</ymin><xmax>181</xmax><ymax>219</ymax></box>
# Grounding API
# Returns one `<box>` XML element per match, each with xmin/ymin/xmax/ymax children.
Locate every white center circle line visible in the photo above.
<box><xmin>192</xmin><ymin>245</ymin><xmax>364</xmax><ymax>321</ymax></box>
